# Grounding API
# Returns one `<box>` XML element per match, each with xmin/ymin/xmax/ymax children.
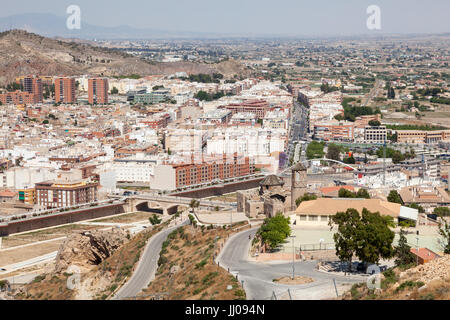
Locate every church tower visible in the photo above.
<box><xmin>291</xmin><ymin>162</ymin><xmax>307</xmax><ymax>210</ymax></box>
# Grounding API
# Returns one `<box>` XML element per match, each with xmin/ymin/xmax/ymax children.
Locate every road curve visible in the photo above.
<box><xmin>113</xmin><ymin>219</ymin><xmax>189</xmax><ymax>300</ymax></box>
<box><xmin>217</xmin><ymin>228</ymin><xmax>365</xmax><ymax>300</ymax></box>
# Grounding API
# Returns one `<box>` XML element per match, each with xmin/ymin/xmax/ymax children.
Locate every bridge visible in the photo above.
<box><xmin>121</xmin><ymin>194</ymin><xmax>236</xmax><ymax>215</ymax></box>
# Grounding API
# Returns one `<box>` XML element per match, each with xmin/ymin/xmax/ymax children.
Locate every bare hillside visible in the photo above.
<box><xmin>0</xmin><ymin>30</ymin><xmax>246</xmax><ymax>85</ymax></box>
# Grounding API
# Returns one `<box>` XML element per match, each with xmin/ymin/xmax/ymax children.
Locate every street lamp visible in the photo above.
<box><xmin>290</xmin><ymin>235</ymin><xmax>296</xmax><ymax>280</ymax></box>
<box><xmin>416</xmin><ymin>230</ymin><xmax>420</xmax><ymax>266</ymax></box>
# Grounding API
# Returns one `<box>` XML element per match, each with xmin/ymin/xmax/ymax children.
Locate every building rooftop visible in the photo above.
<box><xmin>295</xmin><ymin>198</ymin><xmax>418</xmax><ymax>220</ymax></box>
<box><xmin>260</xmin><ymin>174</ymin><xmax>284</xmax><ymax>187</ymax></box>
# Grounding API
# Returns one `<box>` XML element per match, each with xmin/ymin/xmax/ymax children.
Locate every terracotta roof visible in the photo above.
<box><xmin>319</xmin><ymin>185</ymin><xmax>354</xmax><ymax>195</ymax></box>
<box><xmin>0</xmin><ymin>190</ymin><xmax>17</xmax><ymax>197</ymax></box>
<box><xmin>410</xmin><ymin>248</ymin><xmax>440</xmax><ymax>261</ymax></box>
<box><xmin>260</xmin><ymin>174</ymin><xmax>284</xmax><ymax>186</ymax></box>
<box><xmin>295</xmin><ymin>198</ymin><xmax>402</xmax><ymax>217</ymax></box>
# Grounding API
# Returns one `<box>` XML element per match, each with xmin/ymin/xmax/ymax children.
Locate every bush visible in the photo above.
<box><xmin>158</xmin><ymin>256</ymin><xmax>168</xmax><ymax>266</ymax></box>
<box><xmin>195</xmin><ymin>259</ymin><xmax>208</xmax><ymax>269</ymax></box>
<box><xmin>395</xmin><ymin>281</ymin><xmax>425</xmax><ymax>292</ymax></box>
<box><xmin>149</xmin><ymin>214</ymin><xmax>162</xmax><ymax>225</ymax></box>
<box><xmin>381</xmin><ymin>269</ymin><xmax>398</xmax><ymax>289</ymax></box>
<box><xmin>350</xmin><ymin>283</ymin><xmax>365</xmax><ymax>300</ymax></box>
<box><xmin>202</xmin><ymin>272</ymin><xmax>219</xmax><ymax>285</ymax></box>
<box><xmin>419</xmin><ymin>293</ymin><xmax>434</xmax><ymax>300</ymax></box>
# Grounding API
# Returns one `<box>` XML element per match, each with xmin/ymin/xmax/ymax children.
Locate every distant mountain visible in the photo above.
<box><xmin>0</xmin><ymin>13</ymin><xmax>226</xmax><ymax>40</ymax></box>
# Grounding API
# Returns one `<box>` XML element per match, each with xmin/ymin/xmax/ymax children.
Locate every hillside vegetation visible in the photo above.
<box><xmin>344</xmin><ymin>255</ymin><xmax>450</xmax><ymax>300</ymax></box>
<box><xmin>140</xmin><ymin>224</ymin><xmax>247</xmax><ymax>300</ymax></box>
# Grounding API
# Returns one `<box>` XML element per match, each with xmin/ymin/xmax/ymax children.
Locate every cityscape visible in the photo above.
<box><xmin>0</xmin><ymin>1</ymin><xmax>449</xmax><ymax>306</ymax></box>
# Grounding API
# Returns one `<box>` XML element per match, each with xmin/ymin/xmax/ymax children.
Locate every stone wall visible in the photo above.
<box><xmin>0</xmin><ymin>204</ymin><xmax>126</xmax><ymax>236</ymax></box>
<box><xmin>171</xmin><ymin>178</ymin><xmax>264</xmax><ymax>198</ymax></box>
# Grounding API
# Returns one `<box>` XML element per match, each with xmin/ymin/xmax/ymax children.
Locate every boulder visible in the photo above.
<box><xmin>54</xmin><ymin>228</ymin><xmax>128</xmax><ymax>273</ymax></box>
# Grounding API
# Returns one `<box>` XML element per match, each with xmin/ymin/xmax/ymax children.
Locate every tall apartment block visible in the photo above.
<box><xmin>88</xmin><ymin>78</ymin><xmax>109</xmax><ymax>104</ymax></box>
<box><xmin>22</xmin><ymin>75</ymin><xmax>43</xmax><ymax>103</ymax></box>
<box><xmin>55</xmin><ymin>77</ymin><xmax>76</xmax><ymax>103</ymax></box>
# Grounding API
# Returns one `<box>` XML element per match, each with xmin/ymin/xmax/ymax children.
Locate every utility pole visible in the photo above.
<box><xmin>290</xmin><ymin>235</ymin><xmax>296</xmax><ymax>279</ymax></box>
<box><xmin>383</xmin><ymin>138</ymin><xmax>386</xmax><ymax>186</ymax></box>
<box><xmin>416</xmin><ymin>230</ymin><xmax>420</xmax><ymax>266</ymax></box>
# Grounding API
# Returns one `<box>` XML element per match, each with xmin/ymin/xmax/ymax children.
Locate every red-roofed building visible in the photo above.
<box><xmin>410</xmin><ymin>248</ymin><xmax>440</xmax><ymax>264</ymax></box>
<box><xmin>0</xmin><ymin>190</ymin><xmax>18</xmax><ymax>202</ymax></box>
<box><xmin>319</xmin><ymin>185</ymin><xmax>355</xmax><ymax>197</ymax></box>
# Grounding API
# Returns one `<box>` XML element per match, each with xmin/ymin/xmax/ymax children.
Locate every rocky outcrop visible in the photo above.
<box><xmin>54</xmin><ymin>228</ymin><xmax>129</xmax><ymax>273</ymax></box>
<box><xmin>399</xmin><ymin>254</ymin><xmax>450</xmax><ymax>283</ymax></box>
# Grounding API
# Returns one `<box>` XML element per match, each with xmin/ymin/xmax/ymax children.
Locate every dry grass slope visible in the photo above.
<box><xmin>141</xmin><ymin>224</ymin><xmax>246</xmax><ymax>300</ymax></box>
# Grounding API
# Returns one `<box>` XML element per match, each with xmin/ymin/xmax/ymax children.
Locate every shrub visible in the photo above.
<box><xmin>350</xmin><ymin>283</ymin><xmax>365</xmax><ymax>300</ymax></box>
<box><xmin>419</xmin><ymin>293</ymin><xmax>434</xmax><ymax>300</ymax></box>
<box><xmin>202</xmin><ymin>272</ymin><xmax>219</xmax><ymax>285</ymax></box>
<box><xmin>395</xmin><ymin>281</ymin><xmax>425</xmax><ymax>292</ymax></box>
<box><xmin>234</xmin><ymin>289</ymin><xmax>245</xmax><ymax>299</ymax></box>
<box><xmin>381</xmin><ymin>269</ymin><xmax>398</xmax><ymax>289</ymax></box>
<box><xmin>195</xmin><ymin>259</ymin><xmax>208</xmax><ymax>269</ymax></box>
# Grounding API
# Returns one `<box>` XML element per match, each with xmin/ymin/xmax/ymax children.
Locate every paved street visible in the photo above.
<box><xmin>113</xmin><ymin>219</ymin><xmax>189</xmax><ymax>300</ymax></box>
<box><xmin>217</xmin><ymin>228</ymin><xmax>365</xmax><ymax>300</ymax></box>
<box><xmin>286</xmin><ymin>100</ymin><xmax>308</xmax><ymax>164</ymax></box>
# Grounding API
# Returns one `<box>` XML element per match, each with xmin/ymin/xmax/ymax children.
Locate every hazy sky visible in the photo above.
<box><xmin>1</xmin><ymin>0</ymin><xmax>449</xmax><ymax>36</ymax></box>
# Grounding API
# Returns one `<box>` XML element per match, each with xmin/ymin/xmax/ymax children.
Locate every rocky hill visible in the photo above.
<box><xmin>344</xmin><ymin>255</ymin><xmax>450</xmax><ymax>300</ymax></box>
<box><xmin>54</xmin><ymin>228</ymin><xmax>129</xmax><ymax>274</ymax></box>
<box><xmin>0</xmin><ymin>30</ymin><xmax>248</xmax><ymax>86</ymax></box>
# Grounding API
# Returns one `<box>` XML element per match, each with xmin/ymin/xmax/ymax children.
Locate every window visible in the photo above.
<box><xmin>321</xmin><ymin>215</ymin><xmax>328</xmax><ymax>222</ymax></box>
<box><xmin>308</xmin><ymin>215</ymin><xmax>318</xmax><ymax>221</ymax></box>
<box><xmin>299</xmin><ymin>215</ymin><xmax>307</xmax><ymax>221</ymax></box>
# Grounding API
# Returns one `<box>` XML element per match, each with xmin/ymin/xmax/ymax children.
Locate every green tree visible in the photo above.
<box><xmin>306</xmin><ymin>141</ymin><xmax>325</xmax><ymax>159</ymax></box>
<box><xmin>354</xmin><ymin>208</ymin><xmax>395</xmax><ymax>265</ymax></box>
<box><xmin>356</xmin><ymin>189</ymin><xmax>371</xmax><ymax>199</ymax></box>
<box><xmin>368</xmin><ymin>120</ymin><xmax>381</xmax><ymax>127</ymax></box>
<box><xmin>295</xmin><ymin>193</ymin><xmax>317</xmax><ymax>207</ymax></box>
<box><xmin>326</xmin><ymin>144</ymin><xmax>341</xmax><ymax>161</ymax></box>
<box><xmin>189</xmin><ymin>199</ymin><xmax>200</xmax><ymax>214</ymax></box>
<box><xmin>408</xmin><ymin>203</ymin><xmax>425</xmax><ymax>214</ymax></box>
<box><xmin>434</xmin><ymin>206</ymin><xmax>450</xmax><ymax>217</ymax></box>
<box><xmin>149</xmin><ymin>214</ymin><xmax>162</xmax><ymax>225</ymax></box>
<box><xmin>343</xmin><ymin>155</ymin><xmax>356</xmax><ymax>164</ymax></box>
<box><xmin>329</xmin><ymin>208</ymin><xmax>361</xmax><ymax>271</ymax></box>
<box><xmin>338</xmin><ymin>188</ymin><xmax>356</xmax><ymax>198</ymax></box>
<box><xmin>392</xmin><ymin>151</ymin><xmax>404</xmax><ymax>164</ymax></box>
<box><xmin>394</xmin><ymin>228</ymin><xmax>415</xmax><ymax>267</ymax></box>
<box><xmin>387</xmin><ymin>190</ymin><xmax>403</xmax><ymax>204</ymax></box>
<box><xmin>257</xmin><ymin>213</ymin><xmax>291</xmax><ymax>251</ymax></box>
<box><xmin>111</xmin><ymin>87</ymin><xmax>119</xmax><ymax>94</ymax></box>
<box><xmin>194</xmin><ymin>90</ymin><xmax>211</xmax><ymax>101</ymax></box>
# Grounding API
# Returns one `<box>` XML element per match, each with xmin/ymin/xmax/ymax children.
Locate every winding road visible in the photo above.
<box><xmin>217</xmin><ymin>228</ymin><xmax>366</xmax><ymax>300</ymax></box>
<box><xmin>112</xmin><ymin>219</ymin><xmax>189</xmax><ymax>300</ymax></box>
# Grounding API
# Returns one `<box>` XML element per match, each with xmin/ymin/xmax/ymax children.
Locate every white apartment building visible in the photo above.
<box><xmin>0</xmin><ymin>166</ymin><xmax>58</xmax><ymax>189</ymax></box>
<box><xmin>206</xmin><ymin>127</ymin><xmax>286</xmax><ymax>157</ymax></box>
<box><xmin>263</xmin><ymin>109</ymin><xmax>289</xmax><ymax>129</ymax></box>
<box><xmin>165</xmin><ymin>128</ymin><xmax>207</xmax><ymax>154</ymax></box>
<box><xmin>112</xmin><ymin>154</ymin><xmax>157</xmax><ymax>183</ymax></box>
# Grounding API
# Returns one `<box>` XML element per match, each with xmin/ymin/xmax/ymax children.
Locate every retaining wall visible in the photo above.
<box><xmin>0</xmin><ymin>204</ymin><xmax>126</xmax><ymax>236</ymax></box>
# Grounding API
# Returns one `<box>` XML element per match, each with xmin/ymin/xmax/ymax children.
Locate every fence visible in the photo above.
<box><xmin>259</xmin><ymin>278</ymin><xmax>359</xmax><ymax>300</ymax></box>
<box><xmin>279</xmin><ymin>243</ymin><xmax>335</xmax><ymax>253</ymax></box>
